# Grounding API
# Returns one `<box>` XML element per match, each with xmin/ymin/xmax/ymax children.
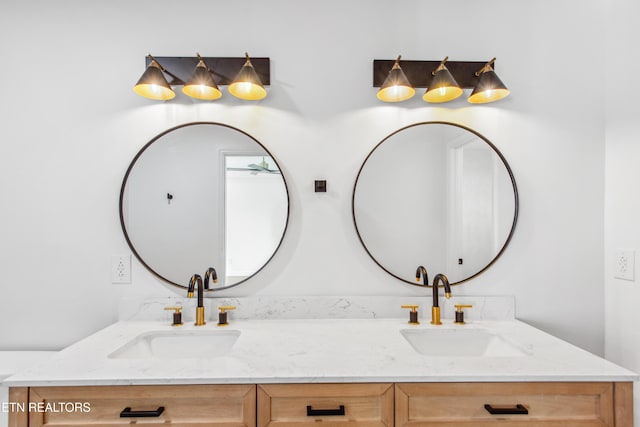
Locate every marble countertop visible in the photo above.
<box><xmin>0</xmin><ymin>352</ymin><xmax>57</xmax><ymax>380</ymax></box>
<box><xmin>4</xmin><ymin>317</ymin><xmax>637</xmax><ymax>387</ymax></box>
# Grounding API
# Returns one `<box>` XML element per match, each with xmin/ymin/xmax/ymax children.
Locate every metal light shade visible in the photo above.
<box><xmin>182</xmin><ymin>59</ymin><xmax>222</xmax><ymax>100</ymax></box>
<box><xmin>133</xmin><ymin>60</ymin><xmax>175</xmax><ymax>101</ymax></box>
<box><xmin>229</xmin><ymin>53</ymin><xmax>267</xmax><ymax>101</ymax></box>
<box><xmin>468</xmin><ymin>61</ymin><xmax>509</xmax><ymax>104</ymax></box>
<box><xmin>377</xmin><ymin>56</ymin><xmax>415</xmax><ymax>102</ymax></box>
<box><xmin>423</xmin><ymin>61</ymin><xmax>463</xmax><ymax>103</ymax></box>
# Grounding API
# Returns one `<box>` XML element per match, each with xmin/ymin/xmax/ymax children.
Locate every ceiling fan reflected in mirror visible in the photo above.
<box><xmin>226</xmin><ymin>156</ymin><xmax>281</xmax><ymax>175</ymax></box>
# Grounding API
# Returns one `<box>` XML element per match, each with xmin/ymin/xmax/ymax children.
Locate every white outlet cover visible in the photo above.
<box><xmin>614</xmin><ymin>249</ymin><xmax>635</xmax><ymax>281</ymax></box>
<box><xmin>111</xmin><ymin>254</ymin><xmax>132</xmax><ymax>284</ymax></box>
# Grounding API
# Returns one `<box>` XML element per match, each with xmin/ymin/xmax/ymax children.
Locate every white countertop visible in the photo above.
<box><xmin>0</xmin><ymin>352</ymin><xmax>57</xmax><ymax>380</ymax></box>
<box><xmin>4</xmin><ymin>318</ymin><xmax>637</xmax><ymax>387</ymax></box>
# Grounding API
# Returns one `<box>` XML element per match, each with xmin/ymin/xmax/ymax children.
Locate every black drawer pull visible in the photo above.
<box><xmin>120</xmin><ymin>406</ymin><xmax>165</xmax><ymax>418</ymax></box>
<box><xmin>484</xmin><ymin>404</ymin><xmax>528</xmax><ymax>415</ymax></box>
<box><xmin>306</xmin><ymin>405</ymin><xmax>345</xmax><ymax>416</ymax></box>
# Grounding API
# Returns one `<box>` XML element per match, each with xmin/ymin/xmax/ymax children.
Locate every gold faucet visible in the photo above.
<box><xmin>415</xmin><ymin>266</ymin><xmax>451</xmax><ymax>325</ymax></box>
<box><xmin>430</xmin><ymin>273</ymin><xmax>452</xmax><ymax>325</ymax></box>
<box><xmin>187</xmin><ymin>274</ymin><xmax>206</xmax><ymax>326</ymax></box>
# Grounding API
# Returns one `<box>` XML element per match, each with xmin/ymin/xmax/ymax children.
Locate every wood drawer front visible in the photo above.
<box><xmin>396</xmin><ymin>382</ymin><xmax>615</xmax><ymax>427</ymax></box>
<box><xmin>257</xmin><ymin>383</ymin><xmax>394</xmax><ymax>426</ymax></box>
<box><xmin>28</xmin><ymin>384</ymin><xmax>256</xmax><ymax>427</ymax></box>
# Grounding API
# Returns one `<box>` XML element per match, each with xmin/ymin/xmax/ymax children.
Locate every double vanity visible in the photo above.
<box><xmin>5</xmin><ymin>296</ymin><xmax>637</xmax><ymax>426</ymax></box>
<box><xmin>5</xmin><ymin>122</ymin><xmax>634</xmax><ymax>426</ymax></box>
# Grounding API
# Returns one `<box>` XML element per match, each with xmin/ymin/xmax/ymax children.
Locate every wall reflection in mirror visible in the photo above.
<box><xmin>120</xmin><ymin>122</ymin><xmax>289</xmax><ymax>290</ymax></box>
<box><xmin>352</xmin><ymin>122</ymin><xmax>518</xmax><ymax>285</ymax></box>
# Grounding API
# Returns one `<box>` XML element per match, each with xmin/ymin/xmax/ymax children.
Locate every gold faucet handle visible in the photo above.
<box><xmin>217</xmin><ymin>306</ymin><xmax>236</xmax><ymax>327</ymax></box>
<box><xmin>454</xmin><ymin>304</ymin><xmax>473</xmax><ymax>324</ymax></box>
<box><xmin>164</xmin><ymin>306</ymin><xmax>183</xmax><ymax>326</ymax></box>
<box><xmin>401</xmin><ymin>305</ymin><xmax>420</xmax><ymax>325</ymax></box>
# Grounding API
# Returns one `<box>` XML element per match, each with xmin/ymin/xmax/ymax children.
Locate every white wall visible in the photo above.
<box><xmin>0</xmin><ymin>0</ymin><xmax>607</xmax><ymax>354</ymax></box>
<box><xmin>604</xmin><ymin>0</ymin><xmax>640</xmax><ymax>421</ymax></box>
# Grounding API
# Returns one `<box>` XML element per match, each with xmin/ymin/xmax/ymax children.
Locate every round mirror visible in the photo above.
<box><xmin>352</xmin><ymin>122</ymin><xmax>518</xmax><ymax>285</ymax></box>
<box><xmin>120</xmin><ymin>122</ymin><xmax>289</xmax><ymax>290</ymax></box>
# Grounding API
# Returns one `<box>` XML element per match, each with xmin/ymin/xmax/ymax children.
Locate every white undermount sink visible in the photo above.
<box><xmin>108</xmin><ymin>329</ymin><xmax>240</xmax><ymax>359</ymax></box>
<box><xmin>400</xmin><ymin>328</ymin><xmax>529</xmax><ymax>357</ymax></box>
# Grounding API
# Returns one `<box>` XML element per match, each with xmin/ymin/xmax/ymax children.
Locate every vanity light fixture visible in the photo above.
<box><xmin>373</xmin><ymin>57</ymin><xmax>509</xmax><ymax>104</ymax></box>
<box><xmin>182</xmin><ymin>53</ymin><xmax>222</xmax><ymax>100</ymax></box>
<box><xmin>468</xmin><ymin>57</ymin><xmax>510</xmax><ymax>104</ymax></box>
<box><xmin>423</xmin><ymin>57</ymin><xmax>463</xmax><ymax>103</ymax></box>
<box><xmin>228</xmin><ymin>52</ymin><xmax>267</xmax><ymax>101</ymax></box>
<box><xmin>376</xmin><ymin>55</ymin><xmax>416</xmax><ymax>102</ymax></box>
<box><xmin>133</xmin><ymin>54</ymin><xmax>177</xmax><ymax>101</ymax></box>
<box><xmin>133</xmin><ymin>53</ymin><xmax>270</xmax><ymax>101</ymax></box>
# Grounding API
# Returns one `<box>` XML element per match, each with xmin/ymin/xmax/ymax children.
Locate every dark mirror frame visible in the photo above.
<box><xmin>351</xmin><ymin>121</ymin><xmax>519</xmax><ymax>287</ymax></box>
<box><xmin>119</xmin><ymin>121</ymin><xmax>291</xmax><ymax>291</ymax></box>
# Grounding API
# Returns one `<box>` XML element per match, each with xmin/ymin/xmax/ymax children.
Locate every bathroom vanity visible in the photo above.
<box><xmin>12</xmin><ymin>381</ymin><xmax>629</xmax><ymax>426</ymax></box>
<box><xmin>9</xmin><ymin>120</ymin><xmax>627</xmax><ymax>426</ymax></box>
<box><xmin>5</xmin><ymin>308</ymin><xmax>636</xmax><ymax>427</ymax></box>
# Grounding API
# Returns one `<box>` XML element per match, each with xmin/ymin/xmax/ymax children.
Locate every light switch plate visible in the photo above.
<box><xmin>614</xmin><ymin>249</ymin><xmax>635</xmax><ymax>281</ymax></box>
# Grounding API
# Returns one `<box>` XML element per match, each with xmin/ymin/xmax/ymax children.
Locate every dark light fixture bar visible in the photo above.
<box><xmin>373</xmin><ymin>59</ymin><xmax>490</xmax><ymax>89</ymax></box>
<box><xmin>145</xmin><ymin>56</ymin><xmax>270</xmax><ymax>86</ymax></box>
<box><xmin>374</xmin><ymin>57</ymin><xmax>509</xmax><ymax>104</ymax></box>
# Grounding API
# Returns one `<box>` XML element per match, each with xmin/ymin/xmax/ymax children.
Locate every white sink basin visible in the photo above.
<box><xmin>108</xmin><ymin>329</ymin><xmax>240</xmax><ymax>359</ymax></box>
<box><xmin>400</xmin><ymin>328</ymin><xmax>528</xmax><ymax>357</ymax></box>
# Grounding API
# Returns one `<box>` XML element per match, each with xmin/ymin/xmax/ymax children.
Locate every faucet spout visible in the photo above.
<box><xmin>187</xmin><ymin>274</ymin><xmax>206</xmax><ymax>326</ymax></box>
<box><xmin>187</xmin><ymin>274</ymin><xmax>204</xmax><ymax>304</ymax></box>
<box><xmin>415</xmin><ymin>265</ymin><xmax>429</xmax><ymax>286</ymax></box>
<box><xmin>430</xmin><ymin>273</ymin><xmax>452</xmax><ymax>325</ymax></box>
<box><xmin>204</xmin><ymin>267</ymin><xmax>218</xmax><ymax>289</ymax></box>
<box><xmin>432</xmin><ymin>273</ymin><xmax>451</xmax><ymax>308</ymax></box>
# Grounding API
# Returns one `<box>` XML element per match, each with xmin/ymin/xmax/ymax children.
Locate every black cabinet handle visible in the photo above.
<box><xmin>120</xmin><ymin>406</ymin><xmax>165</xmax><ymax>418</ymax></box>
<box><xmin>306</xmin><ymin>405</ymin><xmax>345</xmax><ymax>416</ymax></box>
<box><xmin>484</xmin><ymin>404</ymin><xmax>528</xmax><ymax>415</ymax></box>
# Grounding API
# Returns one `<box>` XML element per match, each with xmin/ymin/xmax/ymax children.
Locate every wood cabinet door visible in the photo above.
<box><xmin>396</xmin><ymin>382</ymin><xmax>616</xmax><ymax>427</ymax></box>
<box><xmin>27</xmin><ymin>384</ymin><xmax>256</xmax><ymax>427</ymax></box>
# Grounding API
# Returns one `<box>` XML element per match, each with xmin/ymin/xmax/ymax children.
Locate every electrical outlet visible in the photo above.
<box><xmin>111</xmin><ymin>254</ymin><xmax>131</xmax><ymax>284</ymax></box>
<box><xmin>614</xmin><ymin>249</ymin><xmax>635</xmax><ymax>281</ymax></box>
